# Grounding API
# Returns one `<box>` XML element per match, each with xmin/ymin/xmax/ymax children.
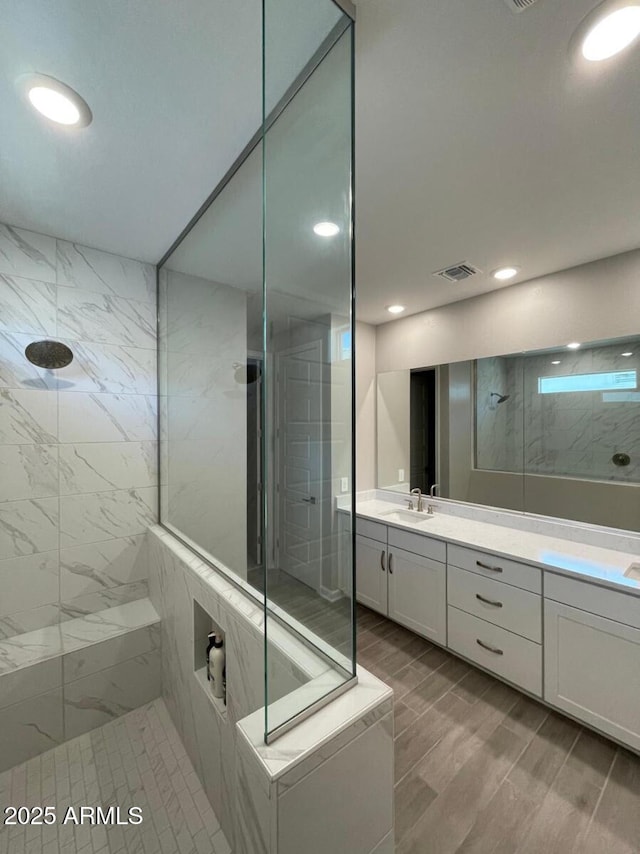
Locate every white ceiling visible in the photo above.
<box><xmin>0</xmin><ymin>0</ymin><xmax>342</xmax><ymax>263</ymax></box>
<box><xmin>4</xmin><ymin>0</ymin><xmax>638</xmax><ymax>318</ymax></box>
<box><xmin>166</xmin><ymin>30</ymin><xmax>352</xmax><ymax>319</ymax></box>
<box><xmin>354</xmin><ymin>0</ymin><xmax>640</xmax><ymax>324</ymax></box>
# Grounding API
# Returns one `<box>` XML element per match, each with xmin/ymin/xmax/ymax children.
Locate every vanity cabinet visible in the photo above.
<box><xmin>447</xmin><ymin>551</ymin><xmax>542</xmax><ymax>697</ymax></box>
<box><xmin>388</xmin><ymin>547</ymin><xmax>446</xmax><ymax>642</ymax></box>
<box><xmin>355</xmin><ymin>534</ymin><xmax>388</xmax><ymax>614</ymax></box>
<box><xmin>544</xmin><ymin>581</ymin><xmax>640</xmax><ymax>752</ymax></box>
<box><xmin>355</xmin><ymin>525</ymin><xmax>447</xmax><ymax>644</ymax></box>
<box><xmin>448</xmin><ymin>606</ymin><xmax>542</xmax><ymax>697</ymax></box>
<box><xmin>354</xmin><ymin>508</ymin><xmax>640</xmax><ymax>754</ymax></box>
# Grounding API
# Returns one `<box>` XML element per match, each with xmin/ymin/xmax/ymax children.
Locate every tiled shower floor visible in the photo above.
<box><xmin>0</xmin><ymin>700</ymin><xmax>230</xmax><ymax>854</ymax></box>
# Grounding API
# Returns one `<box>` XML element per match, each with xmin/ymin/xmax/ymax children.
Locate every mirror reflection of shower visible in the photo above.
<box><xmin>489</xmin><ymin>391</ymin><xmax>510</xmax><ymax>410</ymax></box>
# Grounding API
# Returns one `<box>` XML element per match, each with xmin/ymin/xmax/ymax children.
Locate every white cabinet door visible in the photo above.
<box><xmin>388</xmin><ymin>546</ymin><xmax>446</xmax><ymax>643</ymax></box>
<box><xmin>356</xmin><ymin>534</ymin><xmax>388</xmax><ymax>614</ymax></box>
<box><xmin>545</xmin><ymin>600</ymin><xmax>640</xmax><ymax>751</ymax></box>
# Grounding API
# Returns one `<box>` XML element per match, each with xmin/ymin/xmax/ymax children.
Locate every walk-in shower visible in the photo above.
<box><xmin>157</xmin><ymin>0</ymin><xmax>356</xmax><ymax>741</ymax></box>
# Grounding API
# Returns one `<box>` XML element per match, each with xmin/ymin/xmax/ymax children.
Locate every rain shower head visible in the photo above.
<box><xmin>233</xmin><ymin>362</ymin><xmax>260</xmax><ymax>386</ymax></box>
<box><xmin>25</xmin><ymin>340</ymin><xmax>73</xmax><ymax>369</ymax></box>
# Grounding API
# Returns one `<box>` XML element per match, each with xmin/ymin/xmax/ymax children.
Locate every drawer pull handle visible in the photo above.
<box><xmin>475</xmin><ymin>593</ymin><xmax>503</xmax><ymax>608</ymax></box>
<box><xmin>476</xmin><ymin>638</ymin><xmax>504</xmax><ymax>655</ymax></box>
<box><xmin>389</xmin><ymin>553</ymin><xmax>394</xmax><ymax>574</ymax></box>
<box><xmin>476</xmin><ymin>560</ymin><xmax>503</xmax><ymax>573</ymax></box>
<box><xmin>380</xmin><ymin>550</ymin><xmax>386</xmax><ymax>572</ymax></box>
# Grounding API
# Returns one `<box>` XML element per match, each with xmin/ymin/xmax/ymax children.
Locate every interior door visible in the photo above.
<box><xmin>276</xmin><ymin>340</ymin><xmax>324</xmax><ymax>591</ymax></box>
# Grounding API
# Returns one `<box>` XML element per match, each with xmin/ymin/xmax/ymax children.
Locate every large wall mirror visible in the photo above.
<box><xmin>377</xmin><ymin>333</ymin><xmax>640</xmax><ymax>532</ymax></box>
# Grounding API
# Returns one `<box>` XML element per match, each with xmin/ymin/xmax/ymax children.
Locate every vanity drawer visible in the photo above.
<box><xmin>447</xmin><ymin>565</ymin><xmax>541</xmax><ymax>643</ymax></box>
<box><xmin>448</xmin><ymin>606</ymin><xmax>542</xmax><ymax>697</ymax></box>
<box><xmin>356</xmin><ymin>517</ymin><xmax>387</xmax><ymax>544</ymax></box>
<box><xmin>447</xmin><ymin>544</ymin><xmax>541</xmax><ymax>594</ymax></box>
<box><xmin>388</xmin><ymin>527</ymin><xmax>446</xmax><ymax>564</ymax></box>
<box><xmin>545</xmin><ymin>573</ymin><xmax>640</xmax><ymax>630</ymax></box>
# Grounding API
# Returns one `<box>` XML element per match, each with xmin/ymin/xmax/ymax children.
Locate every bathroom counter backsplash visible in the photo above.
<box><xmin>341</xmin><ymin>490</ymin><xmax>640</xmax><ymax>596</ymax></box>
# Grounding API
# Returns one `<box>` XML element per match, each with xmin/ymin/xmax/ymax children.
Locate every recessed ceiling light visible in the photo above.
<box><xmin>551</xmin><ymin>360</ymin><xmax>561</xmax><ymax>365</ymax></box>
<box><xmin>313</xmin><ymin>221</ymin><xmax>340</xmax><ymax>237</ymax></box>
<box><xmin>567</xmin><ymin>342</ymin><xmax>581</xmax><ymax>350</ymax></box>
<box><xmin>387</xmin><ymin>305</ymin><xmax>405</xmax><ymax>314</ymax></box>
<box><xmin>492</xmin><ymin>266</ymin><xmax>519</xmax><ymax>281</ymax></box>
<box><xmin>581</xmin><ymin>5</ymin><xmax>640</xmax><ymax>61</ymax></box>
<box><xmin>19</xmin><ymin>74</ymin><xmax>92</xmax><ymax>127</ymax></box>
<box><xmin>622</xmin><ymin>351</ymin><xmax>634</xmax><ymax>356</ymax></box>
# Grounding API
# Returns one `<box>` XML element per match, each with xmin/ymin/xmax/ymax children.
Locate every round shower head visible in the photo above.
<box><xmin>25</xmin><ymin>340</ymin><xmax>73</xmax><ymax>369</ymax></box>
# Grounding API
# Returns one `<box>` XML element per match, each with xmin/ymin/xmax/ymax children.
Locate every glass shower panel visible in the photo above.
<box><xmin>263</xmin><ymin>1</ymin><xmax>355</xmax><ymax>740</ymax></box>
<box><xmin>158</xmin><ymin>142</ymin><xmax>263</xmax><ymax>582</ymax></box>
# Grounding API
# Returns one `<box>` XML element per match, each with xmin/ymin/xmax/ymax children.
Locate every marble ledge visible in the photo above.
<box><xmin>342</xmin><ymin>491</ymin><xmax>640</xmax><ymax>597</ymax></box>
<box><xmin>0</xmin><ymin>597</ymin><xmax>159</xmax><ymax>676</ymax></box>
<box><xmin>236</xmin><ymin>665</ymin><xmax>393</xmax><ymax>784</ymax></box>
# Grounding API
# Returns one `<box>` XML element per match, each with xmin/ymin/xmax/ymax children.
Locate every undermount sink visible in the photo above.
<box><xmin>379</xmin><ymin>508</ymin><xmax>433</xmax><ymax>525</ymax></box>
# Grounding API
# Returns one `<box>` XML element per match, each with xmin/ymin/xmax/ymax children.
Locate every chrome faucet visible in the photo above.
<box><xmin>410</xmin><ymin>487</ymin><xmax>425</xmax><ymax>512</ymax></box>
<box><xmin>430</xmin><ymin>483</ymin><xmax>440</xmax><ymax>498</ymax></box>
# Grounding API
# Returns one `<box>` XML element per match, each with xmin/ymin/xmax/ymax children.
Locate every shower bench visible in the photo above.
<box><xmin>0</xmin><ymin>597</ymin><xmax>161</xmax><ymax>772</ymax></box>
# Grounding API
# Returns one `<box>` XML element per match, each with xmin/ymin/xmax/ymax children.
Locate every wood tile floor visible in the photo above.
<box><xmin>356</xmin><ymin>604</ymin><xmax>640</xmax><ymax>854</ymax></box>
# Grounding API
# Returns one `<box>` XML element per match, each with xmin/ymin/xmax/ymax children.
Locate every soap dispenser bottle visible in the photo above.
<box><xmin>210</xmin><ymin>635</ymin><xmax>225</xmax><ymax>700</ymax></box>
<box><xmin>206</xmin><ymin>632</ymin><xmax>216</xmax><ymax>683</ymax></box>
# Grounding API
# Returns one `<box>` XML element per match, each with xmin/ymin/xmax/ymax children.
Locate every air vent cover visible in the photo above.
<box><xmin>503</xmin><ymin>0</ymin><xmax>539</xmax><ymax>12</ymax></box>
<box><xmin>433</xmin><ymin>263</ymin><xmax>481</xmax><ymax>283</ymax></box>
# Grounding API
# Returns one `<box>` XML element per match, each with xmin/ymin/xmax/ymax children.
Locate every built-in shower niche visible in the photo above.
<box><xmin>193</xmin><ymin>599</ymin><xmax>227</xmax><ymax>720</ymax></box>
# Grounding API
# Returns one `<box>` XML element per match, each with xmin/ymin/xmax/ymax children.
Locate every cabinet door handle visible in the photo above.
<box><xmin>476</xmin><ymin>560</ymin><xmax>503</xmax><ymax>573</ymax></box>
<box><xmin>475</xmin><ymin>593</ymin><xmax>503</xmax><ymax>608</ymax></box>
<box><xmin>380</xmin><ymin>550</ymin><xmax>386</xmax><ymax>572</ymax></box>
<box><xmin>389</xmin><ymin>553</ymin><xmax>394</xmax><ymax>574</ymax></box>
<box><xmin>476</xmin><ymin>638</ymin><xmax>504</xmax><ymax>656</ymax></box>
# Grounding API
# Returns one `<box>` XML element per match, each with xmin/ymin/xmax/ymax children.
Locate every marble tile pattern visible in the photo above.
<box><xmin>476</xmin><ymin>341</ymin><xmax>640</xmax><ymax>483</ymax></box>
<box><xmin>475</xmin><ymin>355</ymin><xmax>522</xmax><ymax>474</ymax></box>
<box><xmin>0</xmin><ymin>597</ymin><xmax>161</xmax><ymax>771</ymax></box>
<box><xmin>160</xmin><ymin>270</ymin><xmax>247</xmax><ymax>578</ymax></box>
<box><xmin>0</xmin><ymin>698</ymin><xmax>231</xmax><ymax>854</ymax></box>
<box><xmin>148</xmin><ymin>525</ymin><xmax>394</xmax><ymax>854</ymax></box>
<box><xmin>0</xmin><ymin>222</ymin><xmax>157</xmax><ymax>637</ymax></box>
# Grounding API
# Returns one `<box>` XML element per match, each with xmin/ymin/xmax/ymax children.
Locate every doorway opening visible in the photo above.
<box><xmin>410</xmin><ymin>368</ymin><xmax>437</xmax><ymax>493</ymax></box>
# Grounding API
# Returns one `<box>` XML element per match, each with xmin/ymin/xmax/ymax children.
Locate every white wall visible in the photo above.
<box><xmin>0</xmin><ymin>222</ymin><xmax>157</xmax><ymax>641</ymax></box>
<box><xmin>376</xmin><ymin>248</ymin><xmax>640</xmax><ymax>372</ymax></box>
<box><xmin>368</xmin><ymin>249</ymin><xmax>640</xmax><ymax>531</ymax></box>
<box><xmin>376</xmin><ymin>370</ymin><xmax>409</xmax><ymax>490</ymax></box>
<box><xmin>355</xmin><ymin>321</ymin><xmax>376</xmax><ymax>491</ymax></box>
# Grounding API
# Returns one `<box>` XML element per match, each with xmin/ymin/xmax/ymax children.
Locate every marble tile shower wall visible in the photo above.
<box><xmin>523</xmin><ymin>343</ymin><xmax>640</xmax><ymax>482</ymax></box>
<box><xmin>475</xmin><ymin>356</ymin><xmax>522</xmax><ymax>473</ymax></box>
<box><xmin>0</xmin><ymin>222</ymin><xmax>158</xmax><ymax>640</ymax></box>
<box><xmin>475</xmin><ymin>344</ymin><xmax>640</xmax><ymax>483</ymax></box>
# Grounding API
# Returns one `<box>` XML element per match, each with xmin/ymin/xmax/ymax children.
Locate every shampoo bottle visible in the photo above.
<box><xmin>210</xmin><ymin>635</ymin><xmax>225</xmax><ymax>699</ymax></box>
<box><xmin>206</xmin><ymin>632</ymin><xmax>216</xmax><ymax>683</ymax></box>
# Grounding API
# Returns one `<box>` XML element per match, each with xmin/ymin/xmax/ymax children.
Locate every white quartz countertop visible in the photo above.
<box><xmin>354</xmin><ymin>498</ymin><xmax>640</xmax><ymax>596</ymax></box>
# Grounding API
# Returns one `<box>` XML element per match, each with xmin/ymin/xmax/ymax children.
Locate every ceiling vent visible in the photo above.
<box><xmin>503</xmin><ymin>0</ymin><xmax>539</xmax><ymax>11</ymax></box>
<box><xmin>433</xmin><ymin>262</ymin><xmax>481</xmax><ymax>283</ymax></box>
